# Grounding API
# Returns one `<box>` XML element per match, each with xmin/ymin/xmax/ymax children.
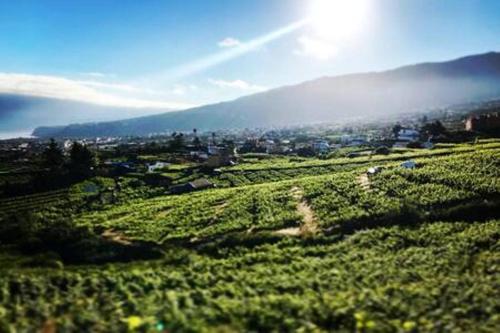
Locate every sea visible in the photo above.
<box><xmin>0</xmin><ymin>131</ymin><xmax>34</xmax><ymax>140</ymax></box>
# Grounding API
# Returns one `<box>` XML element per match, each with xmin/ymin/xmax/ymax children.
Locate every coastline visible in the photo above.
<box><xmin>0</xmin><ymin>130</ymin><xmax>34</xmax><ymax>140</ymax></box>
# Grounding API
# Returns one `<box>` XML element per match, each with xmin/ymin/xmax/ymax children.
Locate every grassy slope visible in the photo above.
<box><xmin>1</xmin><ymin>221</ymin><xmax>498</xmax><ymax>332</ymax></box>
<box><xmin>0</xmin><ymin>141</ymin><xmax>499</xmax><ymax>332</ymax></box>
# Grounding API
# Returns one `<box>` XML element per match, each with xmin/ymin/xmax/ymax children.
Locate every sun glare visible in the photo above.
<box><xmin>307</xmin><ymin>0</ymin><xmax>371</xmax><ymax>41</ymax></box>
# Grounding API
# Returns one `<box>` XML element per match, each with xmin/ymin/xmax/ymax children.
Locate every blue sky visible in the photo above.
<box><xmin>0</xmin><ymin>0</ymin><xmax>499</xmax><ymax>110</ymax></box>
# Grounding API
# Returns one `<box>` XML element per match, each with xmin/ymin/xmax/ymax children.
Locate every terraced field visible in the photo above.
<box><xmin>0</xmin><ymin>141</ymin><xmax>499</xmax><ymax>332</ymax></box>
<box><xmin>211</xmin><ymin>141</ymin><xmax>500</xmax><ymax>187</ymax></box>
<box><xmin>0</xmin><ymin>189</ymin><xmax>71</xmax><ymax>217</ymax></box>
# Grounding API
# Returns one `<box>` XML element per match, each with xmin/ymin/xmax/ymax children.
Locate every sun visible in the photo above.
<box><xmin>307</xmin><ymin>0</ymin><xmax>371</xmax><ymax>41</ymax></box>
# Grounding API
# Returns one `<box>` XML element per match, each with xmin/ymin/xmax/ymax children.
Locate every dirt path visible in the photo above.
<box><xmin>102</xmin><ymin>229</ymin><xmax>132</xmax><ymax>245</ymax></box>
<box><xmin>275</xmin><ymin>227</ymin><xmax>301</xmax><ymax>236</ymax></box>
<box><xmin>214</xmin><ymin>201</ymin><xmax>228</xmax><ymax>217</ymax></box>
<box><xmin>357</xmin><ymin>173</ymin><xmax>371</xmax><ymax>192</ymax></box>
<box><xmin>276</xmin><ymin>186</ymin><xmax>318</xmax><ymax>236</ymax></box>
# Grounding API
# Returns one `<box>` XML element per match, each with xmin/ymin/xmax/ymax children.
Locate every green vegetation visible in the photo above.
<box><xmin>209</xmin><ymin>141</ymin><xmax>500</xmax><ymax>187</ymax></box>
<box><xmin>0</xmin><ymin>140</ymin><xmax>499</xmax><ymax>332</ymax></box>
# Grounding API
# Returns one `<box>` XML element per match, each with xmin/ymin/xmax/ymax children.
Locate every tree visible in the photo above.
<box><xmin>68</xmin><ymin>142</ymin><xmax>95</xmax><ymax>179</ymax></box>
<box><xmin>421</xmin><ymin>120</ymin><xmax>447</xmax><ymax>137</ymax></box>
<box><xmin>169</xmin><ymin>133</ymin><xmax>185</xmax><ymax>151</ymax></box>
<box><xmin>296</xmin><ymin>147</ymin><xmax>315</xmax><ymax>157</ymax></box>
<box><xmin>373</xmin><ymin>146</ymin><xmax>391</xmax><ymax>155</ymax></box>
<box><xmin>223</xmin><ymin>139</ymin><xmax>236</xmax><ymax>155</ymax></box>
<box><xmin>42</xmin><ymin>139</ymin><xmax>64</xmax><ymax>171</ymax></box>
<box><xmin>406</xmin><ymin>141</ymin><xmax>423</xmax><ymax>149</ymax></box>
<box><xmin>192</xmin><ymin>128</ymin><xmax>201</xmax><ymax>148</ymax></box>
<box><xmin>193</xmin><ymin>136</ymin><xmax>202</xmax><ymax>148</ymax></box>
<box><xmin>392</xmin><ymin>124</ymin><xmax>402</xmax><ymax>138</ymax></box>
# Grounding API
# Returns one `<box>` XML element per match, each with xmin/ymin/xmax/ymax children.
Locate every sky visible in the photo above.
<box><xmin>0</xmin><ymin>0</ymin><xmax>499</xmax><ymax>112</ymax></box>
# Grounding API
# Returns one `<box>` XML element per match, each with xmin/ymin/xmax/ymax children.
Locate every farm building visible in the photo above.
<box><xmin>465</xmin><ymin>112</ymin><xmax>500</xmax><ymax>132</ymax></box>
<box><xmin>170</xmin><ymin>178</ymin><xmax>215</xmax><ymax>194</ymax></box>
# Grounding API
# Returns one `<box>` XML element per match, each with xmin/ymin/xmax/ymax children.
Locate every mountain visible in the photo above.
<box><xmin>0</xmin><ymin>94</ymin><xmax>175</xmax><ymax>135</ymax></box>
<box><xmin>34</xmin><ymin>51</ymin><xmax>500</xmax><ymax>138</ymax></box>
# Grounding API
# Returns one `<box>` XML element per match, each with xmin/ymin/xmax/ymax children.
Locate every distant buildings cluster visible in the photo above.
<box><xmin>465</xmin><ymin>112</ymin><xmax>500</xmax><ymax>132</ymax></box>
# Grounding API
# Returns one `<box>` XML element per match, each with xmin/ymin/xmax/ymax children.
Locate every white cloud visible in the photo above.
<box><xmin>80</xmin><ymin>72</ymin><xmax>110</xmax><ymax>78</ymax></box>
<box><xmin>75</xmin><ymin>80</ymin><xmax>148</xmax><ymax>93</ymax></box>
<box><xmin>217</xmin><ymin>37</ymin><xmax>242</xmax><ymax>48</ymax></box>
<box><xmin>294</xmin><ymin>35</ymin><xmax>338</xmax><ymax>60</ymax></box>
<box><xmin>0</xmin><ymin>73</ymin><xmax>194</xmax><ymax>109</ymax></box>
<box><xmin>208</xmin><ymin>79</ymin><xmax>267</xmax><ymax>92</ymax></box>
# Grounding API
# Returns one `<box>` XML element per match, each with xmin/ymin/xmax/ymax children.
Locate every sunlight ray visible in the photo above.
<box><xmin>145</xmin><ymin>19</ymin><xmax>308</xmax><ymax>83</ymax></box>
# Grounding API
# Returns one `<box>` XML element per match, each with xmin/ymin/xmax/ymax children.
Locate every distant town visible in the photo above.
<box><xmin>1</xmin><ymin>99</ymin><xmax>499</xmax><ymax>199</ymax></box>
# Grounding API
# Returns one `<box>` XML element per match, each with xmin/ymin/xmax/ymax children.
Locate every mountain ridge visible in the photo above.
<box><xmin>33</xmin><ymin>51</ymin><xmax>500</xmax><ymax>137</ymax></box>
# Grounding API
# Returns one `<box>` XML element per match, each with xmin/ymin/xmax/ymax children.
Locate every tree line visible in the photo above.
<box><xmin>2</xmin><ymin>139</ymin><xmax>97</xmax><ymax>196</ymax></box>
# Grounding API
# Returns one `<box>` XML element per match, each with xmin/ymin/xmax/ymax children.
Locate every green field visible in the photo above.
<box><xmin>0</xmin><ymin>141</ymin><xmax>499</xmax><ymax>332</ymax></box>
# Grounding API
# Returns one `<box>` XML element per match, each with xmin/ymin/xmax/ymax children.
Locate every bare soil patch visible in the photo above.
<box><xmin>102</xmin><ymin>229</ymin><xmax>132</xmax><ymax>245</ymax></box>
<box><xmin>357</xmin><ymin>173</ymin><xmax>371</xmax><ymax>191</ymax></box>
<box><xmin>275</xmin><ymin>186</ymin><xmax>319</xmax><ymax>236</ymax></box>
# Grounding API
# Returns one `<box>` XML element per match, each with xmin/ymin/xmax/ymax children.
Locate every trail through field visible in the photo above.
<box><xmin>214</xmin><ymin>201</ymin><xmax>228</xmax><ymax>214</ymax></box>
<box><xmin>357</xmin><ymin>173</ymin><xmax>371</xmax><ymax>192</ymax></box>
<box><xmin>275</xmin><ymin>227</ymin><xmax>301</xmax><ymax>236</ymax></box>
<box><xmin>102</xmin><ymin>229</ymin><xmax>132</xmax><ymax>245</ymax></box>
<box><xmin>276</xmin><ymin>186</ymin><xmax>318</xmax><ymax>236</ymax></box>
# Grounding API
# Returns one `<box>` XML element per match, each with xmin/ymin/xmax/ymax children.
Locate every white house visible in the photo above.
<box><xmin>17</xmin><ymin>143</ymin><xmax>29</xmax><ymax>150</ymax></box>
<box><xmin>147</xmin><ymin>161</ymin><xmax>169</xmax><ymax>173</ymax></box>
<box><xmin>63</xmin><ymin>140</ymin><xmax>73</xmax><ymax>151</ymax></box>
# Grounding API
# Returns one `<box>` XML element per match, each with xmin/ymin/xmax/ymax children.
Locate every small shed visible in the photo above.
<box><xmin>189</xmin><ymin>178</ymin><xmax>215</xmax><ymax>190</ymax></box>
<box><xmin>400</xmin><ymin>160</ymin><xmax>417</xmax><ymax>169</ymax></box>
<box><xmin>367</xmin><ymin>166</ymin><xmax>383</xmax><ymax>175</ymax></box>
<box><xmin>169</xmin><ymin>178</ymin><xmax>215</xmax><ymax>194</ymax></box>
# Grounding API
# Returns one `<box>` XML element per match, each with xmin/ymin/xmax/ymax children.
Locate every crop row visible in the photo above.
<box><xmin>224</xmin><ymin>140</ymin><xmax>500</xmax><ymax>172</ymax></box>
<box><xmin>76</xmin><ymin>183</ymin><xmax>301</xmax><ymax>243</ymax></box>
<box><xmin>0</xmin><ymin>189</ymin><xmax>71</xmax><ymax>217</ymax></box>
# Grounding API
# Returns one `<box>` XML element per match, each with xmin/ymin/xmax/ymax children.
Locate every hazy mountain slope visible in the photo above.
<box><xmin>34</xmin><ymin>52</ymin><xmax>500</xmax><ymax>137</ymax></box>
<box><xmin>0</xmin><ymin>94</ymin><xmax>175</xmax><ymax>133</ymax></box>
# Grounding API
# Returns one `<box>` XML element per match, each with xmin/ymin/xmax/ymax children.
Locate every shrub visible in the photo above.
<box><xmin>373</xmin><ymin>146</ymin><xmax>391</xmax><ymax>155</ymax></box>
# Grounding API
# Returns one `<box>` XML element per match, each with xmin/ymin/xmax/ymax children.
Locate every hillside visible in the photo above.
<box><xmin>0</xmin><ymin>93</ymin><xmax>175</xmax><ymax>134</ymax></box>
<box><xmin>33</xmin><ymin>52</ymin><xmax>500</xmax><ymax>138</ymax></box>
<box><xmin>1</xmin><ymin>140</ymin><xmax>499</xmax><ymax>331</ymax></box>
